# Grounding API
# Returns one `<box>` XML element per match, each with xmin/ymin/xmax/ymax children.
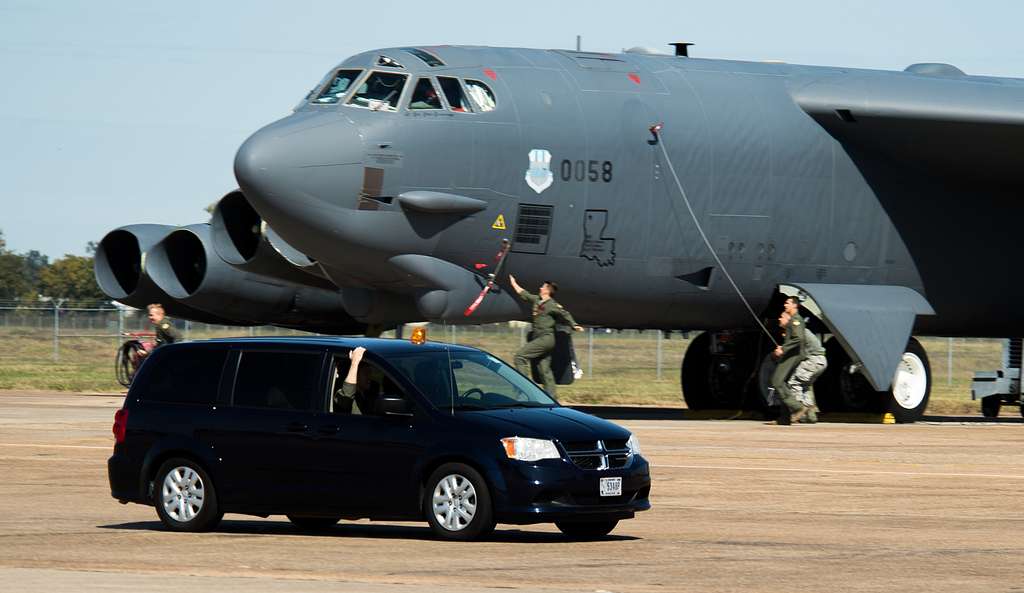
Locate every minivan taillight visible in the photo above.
<box><xmin>112</xmin><ymin>408</ymin><xmax>128</xmax><ymax>444</ymax></box>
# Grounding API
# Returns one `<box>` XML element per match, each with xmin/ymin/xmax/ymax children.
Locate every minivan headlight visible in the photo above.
<box><xmin>627</xmin><ymin>433</ymin><xmax>642</xmax><ymax>455</ymax></box>
<box><xmin>500</xmin><ymin>437</ymin><xmax>561</xmax><ymax>462</ymax></box>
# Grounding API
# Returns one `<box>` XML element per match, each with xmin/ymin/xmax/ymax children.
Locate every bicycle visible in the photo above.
<box><xmin>115</xmin><ymin>332</ymin><xmax>156</xmax><ymax>387</ymax></box>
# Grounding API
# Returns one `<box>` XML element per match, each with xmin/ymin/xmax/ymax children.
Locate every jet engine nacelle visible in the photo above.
<box><xmin>210</xmin><ymin>190</ymin><xmax>334</xmax><ymax>288</ymax></box>
<box><xmin>94</xmin><ymin>224</ymin><xmax>241</xmax><ymax>324</ymax></box>
<box><xmin>146</xmin><ymin>223</ymin><xmax>365</xmax><ymax>334</ymax></box>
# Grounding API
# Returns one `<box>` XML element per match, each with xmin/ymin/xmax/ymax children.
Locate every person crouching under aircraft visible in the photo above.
<box><xmin>508</xmin><ymin>275</ymin><xmax>583</xmax><ymax>397</ymax></box>
<box><xmin>772</xmin><ymin>297</ymin><xmax>827</xmax><ymax>424</ymax></box>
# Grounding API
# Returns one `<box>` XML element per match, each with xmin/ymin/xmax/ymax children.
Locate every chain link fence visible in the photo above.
<box><xmin>0</xmin><ymin>301</ymin><xmax>1001</xmax><ymax>411</ymax></box>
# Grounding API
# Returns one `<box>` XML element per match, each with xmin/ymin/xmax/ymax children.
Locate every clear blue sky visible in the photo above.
<box><xmin>1</xmin><ymin>0</ymin><xmax>1021</xmax><ymax>259</ymax></box>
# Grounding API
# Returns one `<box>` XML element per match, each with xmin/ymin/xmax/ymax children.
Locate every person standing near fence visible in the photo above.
<box><xmin>508</xmin><ymin>275</ymin><xmax>583</xmax><ymax>397</ymax></box>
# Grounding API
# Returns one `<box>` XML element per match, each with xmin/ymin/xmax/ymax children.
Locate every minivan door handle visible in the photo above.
<box><xmin>286</xmin><ymin>422</ymin><xmax>310</xmax><ymax>433</ymax></box>
<box><xmin>317</xmin><ymin>424</ymin><xmax>341</xmax><ymax>435</ymax></box>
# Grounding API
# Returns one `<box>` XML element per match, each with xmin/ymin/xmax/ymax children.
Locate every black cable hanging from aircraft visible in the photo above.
<box><xmin>649</xmin><ymin>123</ymin><xmax>779</xmax><ymax>347</ymax></box>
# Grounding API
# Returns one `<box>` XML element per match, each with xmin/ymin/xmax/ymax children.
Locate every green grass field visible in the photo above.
<box><xmin>0</xmin><ymin>325</ymin><xmax>1004</xmax><ymax>416</ymax></box>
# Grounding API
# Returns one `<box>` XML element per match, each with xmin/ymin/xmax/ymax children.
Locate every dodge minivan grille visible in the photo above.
<box><xmin>562</xmin><ymin>439</ymin><xmax>631</xmax><ymax>470</ymax></box>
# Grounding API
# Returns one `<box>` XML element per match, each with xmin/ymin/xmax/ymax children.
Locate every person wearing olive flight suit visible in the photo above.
<box><xmin>147</xmin><ymin>303</ymin><xmax>181</xmax><ymax>347</ymax></box>
<box><xmin>771</xmin><ymin>296</ymin><xmax>826</xmax><ymax>424</ymax></box>
<box><xmin>135</xmin><ymin>303</ymin><xmax>182</xmax><ymax>363</ymax></box>
<box><xmin>508</xmin><ymin>275</ymin><xmax>583</xmax><ymax>398</ymax></box>
<box><xmin>783</xmin><ymin>296</ymin><xmax>827</xmax><ymax>423</ymax></box>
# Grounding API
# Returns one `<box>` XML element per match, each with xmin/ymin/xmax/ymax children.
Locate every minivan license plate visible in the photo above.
<box><xmin>599</xmin><ymin>477</ymin><xmax>622</xmax><ymax>497</ymax></box>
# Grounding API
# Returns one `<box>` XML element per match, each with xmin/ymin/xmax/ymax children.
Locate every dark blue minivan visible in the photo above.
<box><xmin>108</xmin><ymin>337</ymin><xmax>651</xmax><ymax>540</ymax></box>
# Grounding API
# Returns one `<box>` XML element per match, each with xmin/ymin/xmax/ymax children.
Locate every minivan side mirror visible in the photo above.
<box><xmin>377</xmin><ymin>394</ymin><xmax>413</xmax><ymax>416</ymax></box>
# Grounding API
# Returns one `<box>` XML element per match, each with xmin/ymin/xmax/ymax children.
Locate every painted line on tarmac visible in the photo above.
<box><xmin>655</xmin><ymin>463</ymin><xmax>1024</xmax><ymax>480</ymax></box>
<box><xmin>0</xmin><ymin>443</ymin><xmax>109</xmax><ymax>450</ymax></box>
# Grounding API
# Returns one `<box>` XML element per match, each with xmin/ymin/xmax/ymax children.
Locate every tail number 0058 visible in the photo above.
<box><xmin>560</xmin><ymin>160</ymin><xmax>612</xmax><ymax>183</ymax></box>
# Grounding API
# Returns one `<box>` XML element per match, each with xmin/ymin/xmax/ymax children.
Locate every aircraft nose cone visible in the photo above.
<box><xmin>234</xmin><ymin>114</ymin><xmax>365</xmax><ymax>216</ymax></box>
<box><xmin>233</xmin><ymin>125</ymin><xmax>279</xmax><ymax>203</ymax></box>
<box><xmin>234</xmin><ymin>131</ymin><xmax>268</xmax><ymax>195</ymax></box>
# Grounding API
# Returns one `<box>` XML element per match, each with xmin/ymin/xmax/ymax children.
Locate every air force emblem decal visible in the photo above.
<box><xmin>525</xmin><ymin>149</ymin><xmax>553</xmax><ymax>194</ymax></box>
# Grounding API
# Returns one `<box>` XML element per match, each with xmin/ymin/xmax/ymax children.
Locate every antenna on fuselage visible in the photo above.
<box><xmin>670</xmin><ymin>42</ymin><xmax>694</xmax><ymax>57</ymax></box>
<box><xmin>576</xmin><ymin>35</ymin><xmax>581</xmax><ymax>51</ymax></box>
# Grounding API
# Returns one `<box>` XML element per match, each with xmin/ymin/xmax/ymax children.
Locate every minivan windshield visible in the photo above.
<box><xmin>386</xmin><ymin>350</ymin><xmax>558</xmax><ymax>411</ymax></box>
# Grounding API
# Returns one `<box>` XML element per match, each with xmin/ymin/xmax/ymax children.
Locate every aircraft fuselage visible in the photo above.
<box><xmin>233</xmin><ymin>45</ymin><xmax>1024</xmax><ymax>337</ymax></box>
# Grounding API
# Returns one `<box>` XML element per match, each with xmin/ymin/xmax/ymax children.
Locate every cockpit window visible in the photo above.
<box><xmin>437</xmin><ymin>77</ymin><xmax>472</xmax><ymax>112</ymax></box>
<box><xmin>376</xmin><ymin>55</ymin><xmax>404</xmax><ymax>68</ymax></box>
<box><xmin>348</xmin><ymin>72</ymin><xmax>408</xmax><ymax>112</ymax></box>
<box><xmin>313</xmin><ymin>69</ymin><xmax>363</xmax><ymax>104</ymax></box>
<box><xmin>401</xmin><ymin>47</ymin><xmax>445</xmax><ymax>67</ymax></box>
<box><xmin>408</xmin><ymin>77</ymin><xmax>443</xmax><ymax>110</ymax></box>
<box><xmin>465</xmin><ymin>79</ymin><xmax>496</xmax><ymax>112</ymax></box>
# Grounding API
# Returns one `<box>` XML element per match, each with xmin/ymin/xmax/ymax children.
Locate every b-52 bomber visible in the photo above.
<box><xmin>96</xmin><ymin>43</ymin><xmax>1024</xmax><ymax>423</ymax></box>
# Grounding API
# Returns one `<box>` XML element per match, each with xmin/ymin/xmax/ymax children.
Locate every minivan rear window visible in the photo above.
<box><xmin>139</xmin><ymin>347</ymin><xmax>227</xmax><ymax>405</ymax></box>
<box><xmin>232</xmin><ymin>351</ymin><xmax>322</xmax><ymax>411</ymax></box>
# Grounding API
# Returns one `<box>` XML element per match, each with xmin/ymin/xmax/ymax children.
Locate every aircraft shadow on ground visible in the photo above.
<box><xmin>98</xmin><ymin>521</ymin><xmax>639</xmax><ymax>543</ymax></box>
<box><xmin>572</xmin><ymin>405</ymin><xmax>1023</xmax><ymax>423</ymax></box>
<box><xmin>572</xmin><ymin>405</ymin><xmax>767</xmax><ymax>422</ymax></box>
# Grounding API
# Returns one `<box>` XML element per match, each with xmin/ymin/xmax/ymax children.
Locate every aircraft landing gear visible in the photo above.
<box><xmin>816</xmin><ymin>337</ymin><xmax>931</xmax><ymax>423</ymax></box>
<box><xmin>681</xmin><ymin>331</ymin><xmax>770</xmax><ymax>412</ymax></box>
<box><xmin>682</xmin><ymin>331</ymin><xmax>932</xmax><ymax>422</ymax></box>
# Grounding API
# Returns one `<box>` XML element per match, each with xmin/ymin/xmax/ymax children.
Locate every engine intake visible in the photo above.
<box><xmin>210</xmin><ymin>190</ymin><xmax>332</xmax><ymax>288</ymax></box>
<box><xmin>147</xmin><ymin>223</ymin><xmax>364</xmax><ymax>334</ymax></box>
<box><xmin>94</xmin><ymin>224</ymin><xmax>237</xmax><ymax>324</ymax></box>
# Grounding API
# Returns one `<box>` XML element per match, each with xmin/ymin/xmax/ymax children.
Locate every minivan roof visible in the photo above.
<box><xmin>178</xmin><ymin>336</ymin><xmax>480</xmax><ymax>355</ymax></box>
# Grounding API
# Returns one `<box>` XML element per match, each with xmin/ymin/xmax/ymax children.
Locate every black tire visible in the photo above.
<box><xmin>555</xmin><ymin>520</ymin><xmax>619</xmax><ymax>539</ymax></box>
<box><xmin>153</xmin><ymin>458</ymin><xmax>223</xmax><ymax>532</ymax></box>
<box><xmin>682</xmin><ymin>331</ymin><xmax>765</xmax><ymax>411</ymax></box>
<box><xmin>287</xmin><ymin>515</ymin><xmax>342</xmax><ymax>530</ymax></box>
<box><xmin>423</xmin><ymin>463</ymin><xmax>495</xmax><ymax>541</ymax></box>
<box><xmin>115</xmin><ymin>340</ymin><xmax>144</xmax><ymax>387</ymax></box>
<box><xmin>681</xmin><ymin>332</ymin><xmax>713</xmax><ymax>410</ymax></box>
<box><xmin>815</xmin><ymin>337</ymin><xmax>850</xmax><ymax>413</ymax></box>
<box><xmin>981</xmin><ymin>396</ymin><xmax>1001</xmax><ymax>418</ymax></box>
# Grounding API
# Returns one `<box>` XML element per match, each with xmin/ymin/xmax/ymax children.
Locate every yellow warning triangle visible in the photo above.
<box><xmin>492</xmin><ymin>214</ymin><xmax>507</xmax><ymax>230</ymax></box>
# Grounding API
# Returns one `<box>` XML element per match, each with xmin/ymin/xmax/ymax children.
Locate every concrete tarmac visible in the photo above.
<box><xmin>0</xmin><ymin>391</ymin><xmax>1021</xmax><ymax>593</ymax></box>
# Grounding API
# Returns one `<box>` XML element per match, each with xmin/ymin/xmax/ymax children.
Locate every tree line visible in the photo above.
<box><xmin>0</xmin><ymin>229</ymin><xmax>105</xmax><ymax>303</ymax></box>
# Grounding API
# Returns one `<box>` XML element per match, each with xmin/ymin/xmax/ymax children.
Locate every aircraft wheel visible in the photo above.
<box><xmin>981</xmin><ymin>396</ymin><xmax>1001</xmax><ymax>418</ymax></box>
<box><xmin>815</xmin><ymin>338</ymin><xmax>859</xmax><ymax>413</ymax></box>
<box><xmin>681</xmin><ymin>332</ymin><xmax>713</xmax><ymax>410</ymax></box>
<box><xmin>682</xmin><ymin>332</ymin><xmax>768</xmax><ymax>411</ymax></box>
<box><xmin>885</xmin><ymin>338</ymin><xmax>931</xmax><ymax>423</ymax></box>
<box><xmin>819</xmin><ymin>337</ymin><xmax>930</xmax><ymax>422</ymax></box>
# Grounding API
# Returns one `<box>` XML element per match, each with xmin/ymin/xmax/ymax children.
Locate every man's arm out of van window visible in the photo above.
<box><xmin>344</xmin><ymin>347</ymin><xmax>366</xmax><ymax>387</ymax></box>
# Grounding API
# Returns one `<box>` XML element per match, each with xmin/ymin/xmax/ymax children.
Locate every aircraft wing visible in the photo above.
<box><xmin>789</xmin><ymin>71</ymin><xmax>1024</xmax><ymax>186</ymax></box>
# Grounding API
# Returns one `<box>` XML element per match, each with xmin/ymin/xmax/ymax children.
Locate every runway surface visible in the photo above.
<box><xmin>1</xmin><ymin>391</ymin><xmax>1021</xmax><ymax>593</ymax></box>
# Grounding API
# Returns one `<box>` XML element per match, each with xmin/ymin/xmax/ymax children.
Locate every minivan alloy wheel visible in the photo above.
<box><xmin>432</xmin><ymin>474</ymin><xmax>477</xmax><ymax>531</ymax></box>
<box><xmin>162</xmin><ymin>466</ymin><xmax>205</xmax><ymax>522</ymax></box>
